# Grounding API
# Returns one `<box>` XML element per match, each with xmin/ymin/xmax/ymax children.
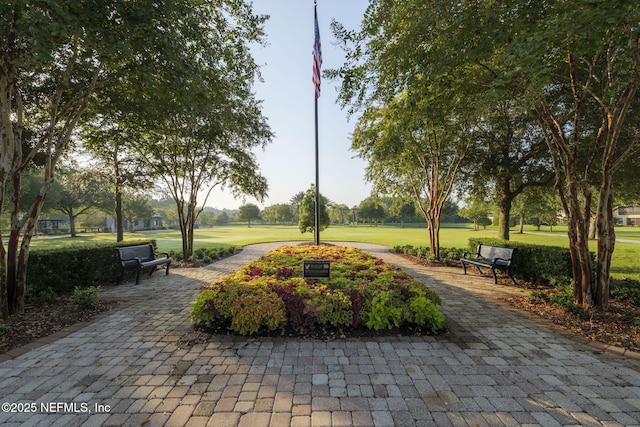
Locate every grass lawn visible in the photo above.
<box><xmin>29</xmin><ymin>223</ymin><xmax>640</xmax><ymax>281</ymax></box>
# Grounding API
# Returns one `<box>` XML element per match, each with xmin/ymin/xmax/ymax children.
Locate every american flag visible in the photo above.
<box><xmin>312</xmin><ymin>5</ymin><xmax>322</xmax><ymax>99</ymax></box>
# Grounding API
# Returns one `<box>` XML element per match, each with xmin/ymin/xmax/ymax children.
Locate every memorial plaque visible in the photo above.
<box><xmin>303</xmin><ymin>259</ymin><xmax>331</xmax><ymax>279</ymax></box>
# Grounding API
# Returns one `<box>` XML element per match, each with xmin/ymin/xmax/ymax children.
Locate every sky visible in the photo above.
<box><xmin>205</xmin><ymin>0</ymin><xmax>371</xmax><ymax>210</ymax></box>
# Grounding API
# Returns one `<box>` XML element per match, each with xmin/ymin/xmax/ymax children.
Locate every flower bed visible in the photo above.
<box><xmin>191</xmin><ymin>245</ymin><xmax>445</xmax><ymax>336</ymax></box>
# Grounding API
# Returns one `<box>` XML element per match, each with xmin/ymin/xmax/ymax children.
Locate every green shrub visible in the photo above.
<box><xmin>393</xmin><ymin>245</ymin><xmax>466</xmax><ymax>265</ymax></box>
<box><xmin>191</xmin><ymin>289</ymin><xmax>221</xmax><ymax>323</ymax></box>
<box><xmin>408</xmin><ymin>295</ymin><xmax>446</xmax><ymax>332</ymax></box>
<box><xmin>529</xmin><ymin>285</ymin><xmax>587</xmax><ymax>317</ymax></box>
<box><xmin>27</xmin><ymin>240</ymin><xmax>155</xmax><ymax>294</ymax></box>
<box><xmin>192</xmin><ymin>281</ymin><xmax>286</xmax><ymax>335</ymax></box>
<box><xmin>27</xmin><ymin>286</ymin><xmax>59</xmax><ymax>305</ymax></box>
<box><xmin>610</xmin><ymin>278</ymin><xmax>640</xmax><ymax>305</ymax></box>
<box><xmin>467</xmin><ymin>238</ymin><xmax>595</xmax><ymax>287</ymax></box>
<box><xmin>228</xmin><ymin>287</ymin><xmax>286</xmax><ymax>335</ymax></box>
<box><xmin>72</xmin><ymin>286</ymin><xmax>100</xmax><ymax>309</ymax></box>
<box><xmin>364</xmin><ymin>288</ymin><xmax>446</xmax><ymax>333</ymax></box>
<box><xmin>173</xmin><ymin>246</ymin><xmax>236</xmax><ymax>263</ymax></box>
<box><xmin>310</xmin><ymin>286</ymin><xmax>353</xmax><ymax>327</ymax></box>
<box><xmin>0</xmin><ymin>321</ymin><xmax>10</xmax><ymax>336</ymax></box>
<box><xmin>365</xmin><ymin>290</ymin><xmax>404</xmax><ymax>330</ymax></box>
<box><xmin>438</xmin><ymin>248</ymin><xmax>463</xmax><ymax>265</ymax></box>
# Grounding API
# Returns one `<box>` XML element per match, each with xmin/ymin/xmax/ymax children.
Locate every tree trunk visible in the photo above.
<box><xmin>430</xmin><ymin>214</ymin><xmax>441</xmax><ymax>260</ymax></box>
<box><xmin>537</xmin><ymin>98</ymin><xmax>594</xmax><ymax>309</ymax></box>
<box><xmin>595</xmin><ymin>176</ymin><xmax>614</xmax><ymax>311</ymax></box>
<box><xmin>588</xmin><ymin>214</ymin><xmax>597</xmax><ymax>240</ymax></box>
<box><xmin>497</xmin><ymin>179</ymin><xmax>513</xmax><ymax>240</ymax></box>
<box><xmin>427</xmin><ymin>216</ymin><xmax>438</xmax><ymax>259</ymax></box>
<box><xmin>6</xmin><ymin>225</ymin><xmax>20</xmax><ymax>315</ymax></box>
<box><xmin>0</xmin><ymin>170</ymin><xmax>8</xmax><ymax>319</ymax></box>
<box><xmin>114</xmin><ymin>156</ymin><xmax>124</xmax><ymax>242</ymax></box>
<box><xmin>68</xmin><ymin>211</ymin><xmax>77</xmax><ymax>237</ymax></box>
<box><xmin>7</xmin><ymin>169</ymin><xmax>52</xmax><ymax>315</ymax></box>
<box><xmin>115</xmin><ymin>188</ymin><xmax>124</xmax><ymax>242</ymax></box>
<box><xmin>15</xmin><ymin>213</ymin><xmax>40</xmax><ymax>315</ymax></box>
<box><xmin>518</xmin><ymin>212</ymin><xmax>525</xmax><ymax>233</ymax></box>
<box><xmin>7</xmin><ymin>170</ymin><xmax>22</xmax><ymax>314</ymax></box>
<box><xmin>565</xmin><ymin>175</ymin><xmax>593</xmax><ymax>308</ymax></box>
<box><xmin>0</xmin><ymin>257</ymin><xmax>7</xmax><ymax>320</ymax></box>
<box><xmin>176</xmin><ymin>199</ymin><xmax>190</xmax><ymax>259</ymax></box>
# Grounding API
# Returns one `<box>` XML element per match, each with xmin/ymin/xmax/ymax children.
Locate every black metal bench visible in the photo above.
<box><xmin>115</xmin><ymin>244</ymin><xmax>171</xmax><ymax>285</ymax></box>
<box><xmin>460</xmin><ymin>244</ymin><xmax>516</xmax><ymax>284</ymax></box>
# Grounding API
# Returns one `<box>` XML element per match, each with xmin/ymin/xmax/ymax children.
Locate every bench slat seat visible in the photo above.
<box><xmin>115</xmin><ymin>244</ymin><xmax>171</xmax><ymax>285</ymax></box>
<box><xmin>460</xmin><ymin>244</ymin><xmax>516</xmax><ymax>284</ymax></box>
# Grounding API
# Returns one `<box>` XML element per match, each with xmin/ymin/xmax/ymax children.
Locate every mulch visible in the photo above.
<box><xmin>0</xmin><ymin>296</ymin><xmax>120</xmax><ymax>354</ymax></box>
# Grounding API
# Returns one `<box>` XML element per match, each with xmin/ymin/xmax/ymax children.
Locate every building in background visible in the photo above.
<box><xmin>615</xmin><ymin>207</ymin><xmax>640</xmax><ymax>226</ymax></box>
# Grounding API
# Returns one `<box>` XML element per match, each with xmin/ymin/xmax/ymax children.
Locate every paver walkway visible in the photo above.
<box><xmin>0</xmin><ymin>241</ymin><xmax>639</xmax><ymax>427</ymax></box>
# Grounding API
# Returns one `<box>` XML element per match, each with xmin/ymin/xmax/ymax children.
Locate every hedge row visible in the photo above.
<box><xmin>394</xmin><ymin>238</ymin><xmax>594</xmax><ymax>287</ymax></box>
<box><xmin>27</xmin><ymin>240</ymin><xmax>155</xmax><ymax>293</ymax></box>
<box><xmin>468</xmin><ymin>238</ymin><xmax>595</xmax><ymax>287</ymax></box>
<box><xmin>392</xmin><ymin>245</ymin><xmax>465</xmax><ymax>266</ymax></box>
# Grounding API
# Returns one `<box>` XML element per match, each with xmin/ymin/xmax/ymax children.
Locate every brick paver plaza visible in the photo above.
<box><xmin>1</xmin><ymin>242</ymin><xmax>639</xmax><ymax>426</ymax></box>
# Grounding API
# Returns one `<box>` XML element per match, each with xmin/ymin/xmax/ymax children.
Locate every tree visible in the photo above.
<box><xmin>116</xmin><ymin>1</ymin><xmax>271</xmax><ymax>260</ymax></box>
<box><xmin>332</xmin><ymin>0</ymin><xmax>640</xmax><ymax>311</ymax></box>
<box><xmin>390</xmin><ymin>198</ymin><xmax>416</xmax><ymax>228</ymax></box>
<box><xmin>467</xmin><ymin>100</ymin><xmax>554</xmax><ymax>240</ymax></box>
<box><xmin>329</xmin><ymin>203</ymin><xmax>350</xmax><ymax>225</ymax></box>
<box><xmin>237</xmin><ymin>204</ymin><xmax>261</xmax><ymax>228</ymax></box>
<box><xmin>122</xmin><ymin>193</ymin><xmax>154</xmax><ymax>231</ymax></box>
<box><xmin>151</xmin><ymin>195</ymin><xmax>180</xmax><ymax>227</ymax></box>
<box><xmin>81</xmin><ymin>126</ymin><xmax>152</xmax><ymax>242</ymax></box>
<box><xmin>260</xmin><ymin>204</ymin><xmax>293</xmax><ymax>224</ymax></box>
<box><xmin>260</xmin><ymin>205</ymin><xmax>278</xmax><ymax>224</ymax></box>
<box><xmin>215</xmin><ymin>211</ymin><xmax>230</xmax><ymax>226</ymax></box>
<box><xmin>198</xmin><ymin>209</ymin><xmax>217</xmax><ymax>228</ymax></box>
<box><xmin>298</xmin><ymin>186</ymin><xmax>330</xmax><ymax>235</ymax></box>
<box><xmin>329</xmin><ymin>3</ymin><xmax>473</xmax><ymax>260</ymax></box>
<box><xmin>276</xmin><ymin>204</ymin><xmax>294</xmax><ymax>224</ymax></box>
<box><xmin>459</xmin><ymin>198</ymin><xmax>492</xmax><ymax>231</ymax></box>
<box><xmin>512</xmin><ymin>186</ymin><xmax>561</xmax><ymax>233</ymax></box>
<box><xmin>351</xmin><ymin>99</ymin><xmax>471</xmax><ymax>259</ymax></box>
<box><xmin>290</xmin><ymin>191</ymin><xmax>305</xmax><ymax>222</ymax></box>
<box><xmin>358</xmin><ymin>197</ymin><xmax>386</xmax><ymax>226</ymax></box>
<box><xmin>0</xmin><ymin>0</ymin><xmax>209</xmax><ymax>317</ymax></box>
<box><xmin>492</xmin><ymin>1</ymin><xmax>640</xmax><ymax>310</ymax></box>
<box><xmin>49</xmin><ymin>169</ymin><xmax>112</xmax><ymax>237</ymax></box>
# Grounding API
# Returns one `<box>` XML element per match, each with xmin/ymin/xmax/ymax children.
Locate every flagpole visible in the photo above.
<box><xmin>313</xmin><ymin>1</ymin><xmax>321</xmax><ymax>245</ymax></box>
<box><xmin>314</xmin><ymin>87</ymin><xmax>320</xmax><ymax>245</ymax></box>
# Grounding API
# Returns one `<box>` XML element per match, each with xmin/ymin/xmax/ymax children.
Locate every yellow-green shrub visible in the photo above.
<box><xmin>228</xmin><ymin>287</ymin><xmax>286</xmax><ymax>335</ymax></box>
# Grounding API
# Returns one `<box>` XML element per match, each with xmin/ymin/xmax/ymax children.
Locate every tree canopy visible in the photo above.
<box><xmin>329</xmin><ymin>0</ymin><xmax>640</xmax><ymax>309</ymax></box>
<box><xmin>298</xmin><ymin>185</ymin><xmax>330</xmax><ymax>235</ymax></box>
<box><xmin>237</xmin><ymin>204</ymin><xmax>262</xmax><ymax>228</ymax></box>
<box><xmin>0</xmin><ymin>0</ymin><xmax>271</xmax><ymax>316</ymax></box>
